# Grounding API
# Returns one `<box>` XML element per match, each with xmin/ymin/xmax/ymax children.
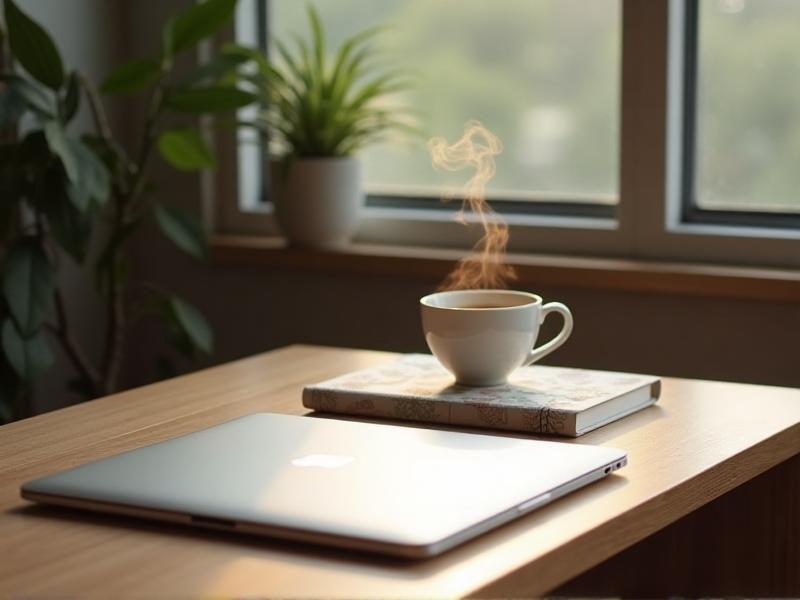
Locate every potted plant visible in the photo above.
<box><xmin>0</xmin><ymin>0</ymin><xmax>255</xmax><ymax>422</ymax></box>
<box><xmin>243</xmin><ymin>5</ymin><xmax>417</xmax><ymax>249</ymax></box>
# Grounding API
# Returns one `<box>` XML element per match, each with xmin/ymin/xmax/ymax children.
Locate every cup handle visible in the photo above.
<box><xmin>524</xmin><ymin>302</ymin><xmax>573</xmax><ymax>366</ymax></box>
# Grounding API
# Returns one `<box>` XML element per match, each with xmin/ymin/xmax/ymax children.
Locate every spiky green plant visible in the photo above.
<box><xmin>240</xmin><ymin>4</ymin><xmax>418</xmax><ymax>159</ymax></box>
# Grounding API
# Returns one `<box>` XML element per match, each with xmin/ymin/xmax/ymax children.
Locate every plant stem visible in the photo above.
<box><xmin>126</xmin><ymin>82</ymin><xmax>165</xmax><ymax>220</ymax></box>
<box><xmin>80</xmin><ymin>74</ymin><xmax>126</xmax><ymax>395</ymax></box>
<box><xmin>99</xmin><ymin>181</ymin><xmax>128</xmax><ymax>394</ymax></box>
<box><xmin>79</xmin><ymin>73</ymin><xmax>135</xmax><ymax>193</ymax></box>
<box><xmin>99</xmin><ymin>80</ymin><xmax>165</xmax><ymax>394</ymax></box>
<box><xmin>36</xmin><ymin>207</ymin><xmax>102</xmax><ymax>398</ymax></box>
<box><xmin>79</xmin><ymin>73</ymin><xmax>114</xmax><ymax>144</ymax></box>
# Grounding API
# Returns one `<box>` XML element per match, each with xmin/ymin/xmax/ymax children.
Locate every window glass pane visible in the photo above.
<box><xmin>270</xmin><ymin>0</ymin><xmax>620</xmax><ymax>204</ymax></box>
<box><xmin>695</xmin><ymin>0</ymin><xmax>800</xmax><ymax>212</ymax></box>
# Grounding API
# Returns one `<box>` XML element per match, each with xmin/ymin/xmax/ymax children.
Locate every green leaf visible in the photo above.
<box><xmin>1</xmin><ymin>319</ymin><xmax>53</xmax><ymax>382</ymax></box>
<box><xmin>0</xmin><ymin>74</ymin><xmax>55</xmax><ymax>119</ymax></box>
<box><xmin>164</xmin><ymin>85</ymin><xmax>257</xmax><ymax>114</ymax></box>
<box><xmin>143</xmin><ymin>285</ymin><xmax>213</xmax><ymax>357</ymax></box>
<box><xmin>163</xmin><ymin>316</ymin><xmax>194</xmax><ymax>358</ymax></box>
<box><xmin>62</xmin><ymin>71</ymin><xmax>80</xmax><ymax>122</ymax></box>
<box><xmin>38</xmin><ymin>165</ymin><xmax>94</xmax><ymax>262</ymax></box>
<box><xmin>157</xmin><ymin>128</ymin><xmax>215</xmax><ymax>171</ymax></box>
<box><xmin>165</xmin><ymin>0</ymin><xmax>237</xmax><ymax>58</ymax></box>
<box><xmin>81</xmin><ymin>134</ymin><xmax>128</xmax><ymax>178</ymax></box>
<box><xmin>4</xmin><ymin>0</ymin><xmax>64</xmax><ymax>89</ymax></box>
<box><xmin>0</xmin><ymin>84</ymin><xmax>26</xmax><ymax>125</ymax></box>
<box><xmin>65</xmin><ymin>180</ymin><xmax>90</xmax><ymax>212</ymax></box>
<box><xmin>154</xmin><ymin>203</ymin><xmax>208</xmax><ymax>259</ymax></box>
<box><xmin>253</xmin><ymin>5</ymin><xmax>417</xmax><ymax>158</ymax></box>
<box><xmin>168</xmin><ymin>295</ymin><xmax>213</xmax><ymax>355</ymax></box>
<box><xmin>44</xmin><ymin>120</ymin><xmax>78</xmax><ymax>181</ymax></box>
<box><xmin>44</xmin><ymin>123</ymin><xmax>109</xmax><ymax>207</ymax></box>
<box><xmin>100</xmin><ymin>58</ymin><xmax>161</xmax><ymax>95</ymax></box>
<box><xmin>222</xmin><ymin>42</ymin><xmax>273</xmax><ymax>78</ymax></box>
<box><xmin>2</xmin><ymin>239</ymin><xmax>53</xmax><ymax>336</ymax></box>
<box><xmin>307</xmin><ymin>4</ymin><xmax>325</xmax><ymax>86</ymax></box>
<box><xmin>46</xmin><ymin>193</ymin><xmax>94</xmax><ymax>263</ymax></box>
<box><xmin>181</xmin><ymin>49</ymin><xmax>251</xmax><ymax>87</ymax></box>
<box><xmin>70</xmin><ymin>138</ymin><xmax>110</xmax><ymax>206</ymax></box>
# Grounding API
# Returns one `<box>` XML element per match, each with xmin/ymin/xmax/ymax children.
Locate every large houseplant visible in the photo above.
<box><xmin>0</xmin><ymin>0</ymin><xmax>256</xmax><ymax>423</ymax></box>
<box><xmin>245</xmin><ymin>5</ymin><xmax>417</xmax><ymax>248</ymax></box>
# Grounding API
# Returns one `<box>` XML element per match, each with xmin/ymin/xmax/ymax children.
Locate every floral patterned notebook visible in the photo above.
<box><xmin>303</xmin><ymin>354</ymin><xmax>660</xmax><ymax>437</ymax></box>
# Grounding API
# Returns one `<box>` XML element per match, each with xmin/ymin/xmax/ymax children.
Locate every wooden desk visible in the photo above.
<box><xmin>1</xmin><ymin>345</ymin><xmax>798</xmax><ymax>597</ymax></box>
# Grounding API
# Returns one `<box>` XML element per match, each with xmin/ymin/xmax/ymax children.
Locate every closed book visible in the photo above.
<box><xmin>303</xmin><ymin>354</ymin><xmax>660</xmax><ymax>437</ymax></box>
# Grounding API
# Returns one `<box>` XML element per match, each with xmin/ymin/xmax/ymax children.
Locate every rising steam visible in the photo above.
<box><xmin>428</xmin><ymin>120</ymin><xmax>516</xmax><ymax>290</ymax></box>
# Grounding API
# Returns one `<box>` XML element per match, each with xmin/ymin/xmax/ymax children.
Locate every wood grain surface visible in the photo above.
<box><xmin>1</xmin><ymin>345</ymin><xmax>799</xmax><ymax>598</ymax></box>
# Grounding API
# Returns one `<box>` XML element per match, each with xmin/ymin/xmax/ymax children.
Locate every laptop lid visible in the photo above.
<box><xmin>21</xmin><ymin>413</ymin><xmax>626</xmax><ymax>557</ymax></box>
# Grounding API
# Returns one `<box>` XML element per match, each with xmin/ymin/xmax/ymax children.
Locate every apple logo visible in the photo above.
<box><xmin>291</xmin><ymin>454</ymin><xmax>355</xmax><ymax>468</ymax></box>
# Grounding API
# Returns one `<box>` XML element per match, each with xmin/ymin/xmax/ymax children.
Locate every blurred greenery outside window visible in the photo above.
<box><xmin>234</xmin><ymin>0</ymin><xmax>800</xmax><ymax>243</ymax></box>
<box><xmin>685</xmin><ymin>0</ymin><xmax>800</xmax><ymax>226</ymax></box>
<box><xmin>265</xmin><ymin>0</ymin><xmax>621</xmax><ymax>212</ymax></box>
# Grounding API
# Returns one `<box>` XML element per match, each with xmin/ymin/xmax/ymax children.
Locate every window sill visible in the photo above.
<box><xmin>211</xmin><ymin>235</ymin><xmax>800</xmax><ymax>302</ymax></box>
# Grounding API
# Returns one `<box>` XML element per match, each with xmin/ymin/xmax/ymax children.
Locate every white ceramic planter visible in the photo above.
<box><xmin>270</xmin><ymin>156</ymin><xmax>364</xmax><ymax>249</ymax></box>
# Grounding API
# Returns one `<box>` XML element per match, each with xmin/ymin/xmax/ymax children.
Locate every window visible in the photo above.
<box><xmin>683</xmin><ymin>0</ymin><xmax>800</xmax><ymax>227</ymax></box>
<box><xmin>271</xmin><ymin>0</ymin><xmax>620</xmax><ymax>213</ymax></box>
<box><xmin>220</xmin><ymin>0</ymin><xmax>800</xmax><ymax>268</ymax></box>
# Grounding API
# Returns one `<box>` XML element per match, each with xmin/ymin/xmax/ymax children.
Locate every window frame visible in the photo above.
<box><xmin>637</xmin><ymin>0</ymin><xmax>800</xmax><ymax>269</ymax></box>
<box><xmin>678</xmin><ymin>0</ymin><xmax>800</xmax><ymax>231</ymax></box>
<box><xmin>213</xmin><ymin>0</ymin><xmax>800</xmax><ymax>269</ymax></box>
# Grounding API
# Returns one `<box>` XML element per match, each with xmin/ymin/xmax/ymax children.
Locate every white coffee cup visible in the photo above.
<box><xmin>420</xmin><ymin>289</ymin><xmax>573</xmax><ymax>386</ymax></box>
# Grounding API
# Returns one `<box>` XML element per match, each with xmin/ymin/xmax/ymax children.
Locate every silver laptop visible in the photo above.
<box><xmin>21</xmin><ymin>413</ymin><xmax>626</xmax><ymax>558</ymax></box>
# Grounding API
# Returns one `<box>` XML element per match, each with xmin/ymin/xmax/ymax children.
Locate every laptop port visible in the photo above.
<box><xmin>190</xmin><ymin>515</ymin><xmax>236</xmax><ymax>528</ymax></box>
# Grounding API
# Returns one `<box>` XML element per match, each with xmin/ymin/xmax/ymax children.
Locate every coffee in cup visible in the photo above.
<box><xmin>420</xmin><ymin>289</ymin><xmax>573</xmax><ymax>386</ymax></box>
